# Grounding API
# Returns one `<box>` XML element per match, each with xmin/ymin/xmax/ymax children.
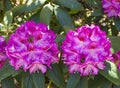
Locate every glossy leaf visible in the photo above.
<box><xmin>108</xmin><ymin>36</ymin><xmax>120</xmax><ymax>52</ymax></box>
<box><xmin>5</xmin><ymin>0</ymin><xmax>13</xmax><ymax>11</ymax></box>
<box><xmin>85</xmin><ymin>0</ymin><xmax>100</xmax><ymax>7</ymax></box>
<box><xmin>75</xmin><ymin>77</ymin><xmax>88</xmax><ymax>88</ymax></box>
<box><xmin>21</xmin><ymin>72</ymin><xmax>45</xmax><ymax>88</ymax></box>
<box><xmin>92</xmin><ymin>7</ymin><xmax>103</xmax><ymax>16</ymax></box>
<box><xmin>8</xmin><ymin>0</ymin><xmax>46</xmax><ymax>17</ymax></box>
<box><xmin>30</xmin><ymin>12</ymin><xmax>41</xmax><ymax>23</ymax></box>
<box><xmin>47</xmin><ymin>64</ymin><xmax>66</xmax><ymax>88</ymax></box>
<box><xmin>99</xmin><ymin>61</ymin><xmax>120</xmax><ymax>85</ymax></box>
<box><xmin>3</xmin><ymin>11</ymin><xmax>13</xmax><ymax>25</ymax></box>
<box><xmin>1</xmin><ymin>76</ymin><xmax>16</xmax><ymax>88</ymax></box>
<box><xmin>55</xmin><ymin>35</ymin><xmax>65</xmax><ymax>43</ymax></box>
<box><xmin>89</xmin><ymin>74</ymin><xmax>112</xmax><ymax>88</ymax></box>
<box><xmin>0</xmin><ymin>62</ymin><xmax>17</xmax><ymax>81</ymax></box>
<box><xmin>55</xmin><ymin>0</ymin><xmax>84</xmax><ymax>10</ymax></box>
<box><xmin>0</xmin><ymin>1</ymin><xmax>3</xmax><ymax>10</ymax></box>
<box><xmin>113</xmin><ymin>85</ymin><xmax>120</xmax><ymax>88</ymax></box>
<box><xmin>54</xmin><ymin>7</ymin><xmax>74</xmax><ymax>29</ymax></box>
<box><xmin>21</xmin><ymin>72</ymin><xmax>34</xmax><ymax>88</ymax></box>
<box><xmin>67</xmin><ymin>73</ymin><xmax>80</xmax><ymax>88</ymax></box>
<box><xmin>40</xmin><ymin>3</ymin><xmax>53</xmax><ymax>25</ymax></box>
<box><xmin>114</xmin><ymin>18</ymin><xmax>120</xmax><ymax>32</ymax></box>
<box><xmin>32</xmin><ymin>72</ymin><xmax>45</xmax><ymax>88</ymax></box>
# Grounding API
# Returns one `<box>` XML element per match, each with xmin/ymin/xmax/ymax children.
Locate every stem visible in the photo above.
<box><xmin>47</xmin><ymin>80</ymin><xmax>52</xmax><ymax>88</ymax></box>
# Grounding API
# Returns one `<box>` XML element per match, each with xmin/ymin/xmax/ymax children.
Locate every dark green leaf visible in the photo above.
<box><xmin>85</xmin><ymin>0</ymin><xmax>100</xmax><ymax>7</ymax></box>
<box><xmin>86</xmin><ymin>0</ymin><xmax>103</xmax><ymax>16</ymax></box>
<box><xmin>99</xmin><ymin>61</ymin><xmax>120</xmax><ymax>85</ymax></box>
<box><xmin>55</xmin><ymin>0</ymin><xmax>84</xmax><ymax>10</ymax></box>
<box><xmin>32</xmin><ymin>72</ymin><xmax>45</xmax><ymax>88</ymax></box>
<box><xmin>63</xmin><ymin>26</ymin><xmax>74</xmax><ymax>33</ymax></box>
<box><xmin>5</xmin><ymin>0</ymin><xmax>13</xmax><ymax>11</ymax></box>
<box><xmin>92</xmin><ymin>7</ymin><xmax>103</xmax><ymax>16</ymax></box>
<box><xmin>47</xmin><ymin>64</ymin><xmax>66</xmax><ymax>88</ymax></box>
<box><xmin>15</xmin><ymin>73</ymin><xmax>22</xmax><ymax>87</ymax></box>
<box><xmin>88</xmin><ymin>74</ymin><xmax>112</xmax><ymax>88</ymax></box>
<box><xmin>113</xmin><ymin>85</ymin><xmax>120</xmax><ymax>88</ymax></box>
<box><xmin>3</xmin><ymin>11</ymin><xmax>13</xmax><ymax>25</ymax></box>
<box><xmin>55</xmin><ymin>35</ymin><xmax>65</xmax><ymax>43</ymax></box>
<box><xmin>91</xmin><ymin>1</ymin><xmax>103</xmax><ymax>16</ymax></box>
<box><xmin>54</xmin><ymin>7</ymin><xmax>74</xmax><ymax>29</ymax></box>
<box><xmin>0</xmin><ymin>1</ymin><xmax>4</xmax><ymax>10</ymax></box>
<box><xmin>114</xmin><ymin>18</ymin><xmax>120</xmax><ymax>32</ymax></box>
<box><xmin>21</xmin><ymin>72</ymin><xmax>45</xmax><ymax>88</ymax></box>
<box><xmin>108</xmin><ymin>36</ymin><xmax>120</xmax><ymax>52</ymax></box>
<box><xmin>0</xmin><ymin>62</ymin><xmax>17</xmax><ymax>81</ymax></box>
<box><xmin>8</xmin><ymin>0</ymin><xmax>46</xmax><ymax>17</ymax></box>
<box><xmin>21</xmin><ymin>72</ymin><xmax>35</xmax><ymax>88</ymax></box>
<box><xmin>40</xmin><ymin>3</ymin><xmax>53</xmax><ymax>25</ymax></box>
<box><xmin>1</xmin><ymin>76</ymin><xmax>16</xmax><ymax>88</ymax></box>
<box><xmin>12</xmin><ymin>69</ymin><xmax>23</xmax><ymax>76</ymax></box>
<box><xmin>100</xmin><ymin>80</ymin><xmax>112</xmax><ymax>88</ymax></box>
<box><xmin>67</xmin><ymin>73</ymin><xmax>80</xmax><ymax>88</ymax></box>
<box><xmin>75</xmin><ymin>77</ymin><xmax>88</xmax><ymax>88</ymax></box>
<box><xmin>30</xmin><ymin>12</ymin><xmax>41</xmax><ymax>23</ymax></box>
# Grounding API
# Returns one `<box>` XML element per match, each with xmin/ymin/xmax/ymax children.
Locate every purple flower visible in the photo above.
<box><xmin>112</xmin><ymin>50</ymin><xmax>120</xmax><ymax>70</ymax></box>
<box><xmin>0</xmin><ymin>36</ymin><xmax>7</xmax><ymax>68</ymax></box>
<box><xmin>102</xmin><ymin>0</ymin><xmax>120</xmax><ymax>17</ymax></box>
<box><xmin>6</xmin><ymin>21</ymin><xmax>59</xmax><ymax>74</ymax></box>
<box><xmin>61</xmin><ymin>25</ymin><xmax>111</xmax><ymax>76</ymax></box>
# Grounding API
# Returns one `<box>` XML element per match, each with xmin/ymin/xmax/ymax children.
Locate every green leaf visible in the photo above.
<box><xmin>91</xmin><ymin>1</ymin><xmax>103</xmax><ymax>16</ymax></box>
<box><xmin>5</xmin><ymin>0</ymin><xmax>13</xmax><ymax>11</ymax></box>
<box><xmin>7</xmin><ymin>0</ymin><xmax>46</xmax><ymax>17</ymax></box>
<box><xmin>21</xmin><ymin>72</ymin><xmax>35</xmax><ymax>88</ymax></box>
<box><xmin>100</xmin><ymin>80</ymin><xmax>112</xmax><ymax>88</ymax></box>
<box><xmin>32</xmin><ymin>72</ymin><xmax>45</xmax><ymax>88</ymax></box>
<box><xmin>63</xmin><ymin>26</ymin><xmax>73</xmax><ymax>33</ymax></box>
<box><xmin>12</xmin><ymin>69</ymin><xmax>23</xmax><ymax>76</ymax></box>
<box><xmin>1</xmin><ymin>76</ymin><xmax>16</xmax><ymax>88</ymax></box>
<box><xmin>55</xmin><ymin>0</ymin><xmax>84</xmax><ymax>10</ymax></box>
<box><xmin>85</xmin><ymin>0</ymin><xmax>100</xmax><ymax>7</ymax></box>
<box><xmin>30</xmin><ymin>12</ymin><xmax>41</xmax><ymax>23</ymax></box>
<box><xmin>0</xmin><ymin>62</ymin><xmax>17</xmax><ymax>81</ymax></box>
<box><xmin>54</xmin><ymin>7</ymin><xmax>74</xmax><ymax>29</ymax></box>
<box><xmin>99</xmin><ymin>61</ymin><xmax>120</xmax><ymax>85</ymax></box>
<box><xmin>55</xmin><ymin>35</ymin><xmax>65</xmax><ymax>43</ymax></box>
<box><xmin>88</xmin><ymin>74</ymin><xmax>112</xmax><ymax>88</ymax></box>
<box><xmin>114</xmin><ymin>18</ymin><xmax>120</xmax><ymax>32</ymax></box>
<box><xmin>75</xmin><ymin>77</ymin><xmax>88</xmax><ymax>88</ymax></box>
<box><xmin>108</xmin><ymin>36</ymin><xmax>120</xmax><ymax>52</ymax></box>
<box><xmin>0</xmin><ymin>1</ymin><xmax>4</xmax><ymax>10</ymax></box>
<box><xmin>40</xmin><ymin>3</ymin><xmax>53</xmax><ymax>25</ymax></box>
<box><xmin>92</xmin><ymin>7</ymin><xmax>103</xmax><ymax>16</ymax></box>
<box><xmin>21</xmin><ymin>72</ymin><xmax>45</xmax><ymax>88</ymax></box>
<box><xmin>47</xmin><ymin>64</ymin><xmax>66</xmax><ymax>88</ymax></box>
<box><xmin>3</xmin><ymin>11</ymin><xmax>13</xmax><ymax>25</ymax></box>
<box><xmin>86</xmin><ymin>0</ymin><xmax>103</xmax><ymax>16</ymax></box>
<box><xmin>67</xmin><ymin>73</ymin><xmax>80</xmax><ymax>88</ymax></box>
<box><xmin>113</xmin><ymin>85</ymin><xmax>120</xmax><ymax>88</ymax></box>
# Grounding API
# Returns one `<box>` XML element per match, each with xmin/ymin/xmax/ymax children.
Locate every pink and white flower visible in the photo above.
<box><xmin>61</xmin><ymin>25</ymin><xmax>111</xmax><ymax>76</ymax></box>
<box><xmin>0</xmin><ymin>36</ymin><xmax>7</xmax><ymax>68</ymax></box>
<box><xmin>6</xmin><ymin>21</ymin><xmax>59</xmax><ymax>74</ymax></box>
<box><xmin>102</xmin><ymin>0</ymin><xmax>120</xmax><ymax>17</ymax></box>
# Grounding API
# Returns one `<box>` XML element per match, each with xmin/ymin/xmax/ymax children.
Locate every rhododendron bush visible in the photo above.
<box><xmin>0</xmin><ymin>0</ymin><xmax>120</xmax><ymax>88</ymax></box>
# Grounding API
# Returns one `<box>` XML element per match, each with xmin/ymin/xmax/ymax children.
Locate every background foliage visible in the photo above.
<box><xmin>0</xmin><ymin>0</ymin><xmax>120</xmax><ymax>88</ymax></box>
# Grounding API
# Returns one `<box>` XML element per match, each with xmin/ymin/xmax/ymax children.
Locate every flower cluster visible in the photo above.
<box><xmin>61</xmin><ymin>25</ymin><xmax>111</xmax><ymax>76</ymax></box>
<box><xmin>6</xmin><ymin>21</ymin><xmax>59</xmax><ymax>74</ymax></box>
<box><xmin>0</xmin><ymin>36</ymin><xmax>7</xmax><ymax>68</ymax></box>
<box><xmin>112</xmin><ymin>50</ymin><xmax>120</xmax><ymax>70</ymax></box>
<box><xmin>102</xmin><ymin>0</ymin><xmax>120</xmax><ymax>17</ymax></box>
